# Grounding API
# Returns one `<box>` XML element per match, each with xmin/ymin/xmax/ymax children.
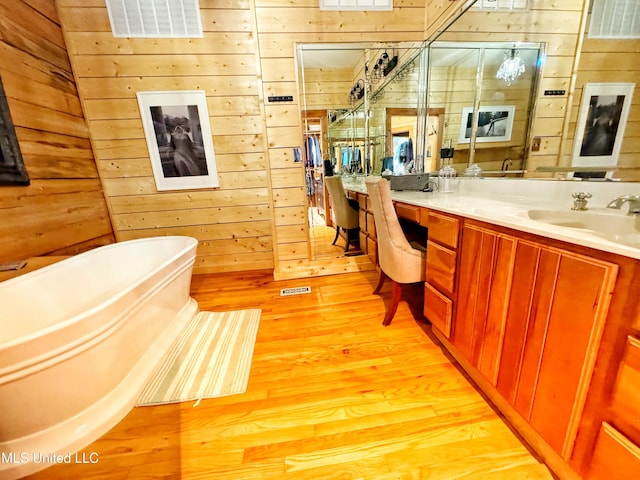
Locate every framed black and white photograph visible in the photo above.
<box><xmin>572</xmin><ymin>83</ymin><xmax>634</xmax><ymax>167</ymax></box>
<box><xmin>0</xmin><ymin>76</ymin><xmax>29</xmax><ymax>186</ymax></box>
<box><xmin>137</xmin><ymin>90</ymin><xmax>218</xmax><ymax>191</ymax></box>
<box><xmin>458</xmin><ymin>105</ymin><xmax>515</xmax><ymax>144</ymax></box>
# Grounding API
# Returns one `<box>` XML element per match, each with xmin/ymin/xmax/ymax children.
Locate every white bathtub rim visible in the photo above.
<box><xmin>0</xmin><ymin>254</ymin><xmax>196</xmax><ymax>385</ymax></box>
<box><xmin>0</xmin><ymin>236</ymin><xmax>197</xmax><ymax>362</ymax></box>
<box><xmin>1</xmin><ymin>235</ymin><xmax>195</xmax><ymax>290</ymax></box>
<box><xmin>0</xmin><ymin>297</ymin><xmax>199</xmax><ymax>480</ymax></box>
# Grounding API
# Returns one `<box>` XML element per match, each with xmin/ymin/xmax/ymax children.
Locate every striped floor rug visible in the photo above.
<box><xmin>136</xmin><ymin>309</ymin><xmax>261</xmax><ymax>407</ymax></box>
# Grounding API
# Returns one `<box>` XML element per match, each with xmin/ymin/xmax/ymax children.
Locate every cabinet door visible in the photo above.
<box><xmin>497</xmin><ymin>240</ymin><xmax>618</xmax><ymax>458</ymax></box>
<box><xmin>453</xmin><ymin>224</ymin><xmax>516</xmax><ymax>386</ymax></box>
<box><xmin>498</xmin><ymin>244</ymin><xmax>560</xmax><ymax>418</ymax></box>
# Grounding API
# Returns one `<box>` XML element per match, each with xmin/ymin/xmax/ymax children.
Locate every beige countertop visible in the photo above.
<box><xmin>343</xmin><ymin>177</ymin><xmax>640</xmax><ymax>260</ymax></box>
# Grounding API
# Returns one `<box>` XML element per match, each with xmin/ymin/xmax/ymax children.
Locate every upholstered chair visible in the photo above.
<box><xmin>365</xmin><ymin>176</ymin><xmax>426</xmax><ymax>326</ymax></box>
<box><xmin>324</xmin><ymin>176</ymin><xmax>360</xmax><ymax>253</ymax></box>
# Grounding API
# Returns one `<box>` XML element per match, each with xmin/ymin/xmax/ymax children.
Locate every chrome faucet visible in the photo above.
<box><xmin>607</xmin><ymin>195</ymin><xmax>640</xmax><ymax>215</ymax></box>
<box><xmin>571</xmin><ymin>192</ymin><xmax>591</xmax><ymax>211</ymax></box>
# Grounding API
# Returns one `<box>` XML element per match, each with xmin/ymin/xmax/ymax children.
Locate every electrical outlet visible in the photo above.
<box><xmin>440</xmin><ymin>147</ymin><xmax>454</xmax><ymax>158</ymax></box>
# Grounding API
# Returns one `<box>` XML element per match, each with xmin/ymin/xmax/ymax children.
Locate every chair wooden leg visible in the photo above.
<box><xmin>373</xmin><ymin>269</ymin><xmax>387</xmax><ymax>294</ymax></box>
<box><xmin>382</xmin><ymin>281</ymin><xmax>402</xmax><ymax>326</ymax></box>
<box><xmin>332</xmin><ymin>226</ymin><xmax>340</xmax><ymax>245</ymax></box>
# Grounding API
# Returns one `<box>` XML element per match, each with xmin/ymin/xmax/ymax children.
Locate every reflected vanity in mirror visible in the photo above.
<box><xmin>296</xmin><ymin>0</ymin><xmax>640</xmax><ymax>261</ymax></box>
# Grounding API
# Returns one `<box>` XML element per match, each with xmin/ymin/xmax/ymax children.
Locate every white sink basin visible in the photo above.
<box><xmin>526</xmin><ymin>209</ymin><xmax>640</xmax><ymax>248</ymax></box>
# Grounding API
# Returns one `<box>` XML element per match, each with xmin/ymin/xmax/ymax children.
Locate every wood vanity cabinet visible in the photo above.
<box><xmin>423</xmin><ymin>210</ymin><xmax>460</xmax><ymax>338</ymax></box>
<box><xmin>451</xmin><ymin>220</ymin><xmax>618</xmax><ymax>462</ymax></box>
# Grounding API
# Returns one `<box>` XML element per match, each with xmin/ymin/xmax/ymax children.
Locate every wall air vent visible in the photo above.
<box><xmin>105</xmin><ymin>0</ymin><xmax>203</xmax><ymax>38</ymax></box>
<box><xmin>588</xmin><ymin>0</ymin><xmax>640</xmax><ymax>38</ymax></box>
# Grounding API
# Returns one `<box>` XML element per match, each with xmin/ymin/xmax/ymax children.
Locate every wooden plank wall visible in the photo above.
<box><xmin>564</xmin><ymin>36</ymin><xmax>640</xmax><ymax>181</ymax></box>
<box><xmin>302</xmin><ymin>67</ymin><xmax>354</xmax><ymax>111</ymax></box>
<box><xmin>57</xmin><ymin>0</ymin><xmax>274</xmax><ymax>274</ymax></box>
<box><xmin>0</xmin><ymin>0</ymin><xmax>114</xmax><ymax>264</ymax></box>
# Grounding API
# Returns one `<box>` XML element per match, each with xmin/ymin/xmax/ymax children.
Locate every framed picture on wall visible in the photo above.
<box><xmin>571</xmin><ymin>83</ymin><xmax>635</xmax><ymax>167</ymax></box>
<box><xmin>458</xmin><ymin>105</ymin><xmax>516</xmax><ymax>144</ymax></box>
<box><xmin>137</xmin><ymin>90</ymin><xmax>219</xmax><ymax>191</ymax></box>
<box><xmin>0</xmin><ymin>76</ymin><xmax>29</xmax><ymax>186</ymax></box>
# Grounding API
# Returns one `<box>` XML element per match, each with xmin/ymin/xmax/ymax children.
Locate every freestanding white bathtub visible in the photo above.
<box><xmin>0</xmin><ymin>236</ymin><xmax>199</xmax><ymax>479</ymax></box>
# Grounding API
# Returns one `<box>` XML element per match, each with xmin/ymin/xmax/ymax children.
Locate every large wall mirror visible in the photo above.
<box><xmin>427</xmin><ymin>41</ymin><xmax>543</xmax><ymax>176</ymax></box>
<box><xmin>297</xmin><ymin>0</ymin><xmax>640</xmax><ymax>260</ymax></box>
<box><xmin>298</xmin><ymin>41</ymin><xmax>427</xmax><ymax>259</ymax></box>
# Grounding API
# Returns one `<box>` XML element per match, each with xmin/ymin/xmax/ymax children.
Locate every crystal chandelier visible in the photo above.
<box><xmin>496</xmin><ymin>49</ymin><xmax>525</xmax><ymax>86</ymax></box>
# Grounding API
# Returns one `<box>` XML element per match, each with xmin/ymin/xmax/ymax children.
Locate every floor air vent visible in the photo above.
<box><xmin>106</xmin><ymin>0</ymin><xmax>203</xmax><ymax>38</ymax></box>
<box><xmin>280</xmin><ymin>286</ymin><xmax>312</xmax><ymax>297</ymax></box>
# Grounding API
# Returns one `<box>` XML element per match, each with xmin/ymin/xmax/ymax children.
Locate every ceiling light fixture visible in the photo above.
<box><xmin>349</xmin><ymin>79</ymin><xmax>365</xmax><ymax>105</ymax></box>
<box><xmin>496</xmin><ymin>49</ymin><xmax>525</xmax><ymax>86</ymax></box>
<box><xmin>367</xmin><ymin>50</ymin><xmax>399</xmax><ymax>85</ymax></box>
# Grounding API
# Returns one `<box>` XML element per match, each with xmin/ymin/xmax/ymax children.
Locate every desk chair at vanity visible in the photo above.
<box><xmin>324</xmin><ymin>176</ymin><xmax>360</xmax><ymax>253</ymax></box>
<box><xmin>365</xmin><ymin>177</ymin><xmax>426</xmax><ymax>326</ymax></box>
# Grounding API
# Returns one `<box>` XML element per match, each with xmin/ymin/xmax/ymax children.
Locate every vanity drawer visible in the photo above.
<box><xmin>367</xmin><ymin>212</ymin><xmax>376</xmax><ymax>236</ymax></box>
<box><xmin>427</xmin><ymin>211</ymin><xmax>460</xmax><ymax>249</ymax></box>
<box><xmin>589</xmin><ymin>423</ymin><xmax>640</xmax><ymax>480</ymax></box>
<box><xmin>395</xmin><ymin>202</ymin><xmax>421</xmax><ymax>223</ymax></box>
<box><xmin>424</xmin><ymin>282</ymin><xmax>452</xmax><ymax>338</ymax></box>
<box><xmin>367</xmin><ymin>236</ymin><xmax>377</xmax><ymax>264</ymax></box>
<box><xmin>359</xmin><ymin>210</ymin><xmax>367</xmax><ymax>232</ymax></box>
<box><xmin>425</xmin><ymin>240</ymin><xmax>456</xmax><ymax>296</ymax></box>
<box><xmin>610</xmin><ymin>336</ymin><xmax>640</xmax><ymax>442</ymax></box>
<box><xmin>357</xmin><ymin>194</ymin><xmax>367</xmax><ymax>211</ymax></box>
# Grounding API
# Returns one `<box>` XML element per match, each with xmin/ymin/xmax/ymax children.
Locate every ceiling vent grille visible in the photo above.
<box><xmin>320</xmin><ymin>0</ymin><xmax>393</xmax><ymax>11</ymax></box>
<box><xmin>106</xmin><ymin>0</ymin><xmax>203</xmax><ymax>38</ymax></box>
<box><xmin>472</xmin><ymin>0</ymin><xmax>529</xmax><ymax>10</ymax></box>
<box><xmin>589</xmin><ymin>0</ymin><xmax>640</xmax><ymax>38</ymax></box>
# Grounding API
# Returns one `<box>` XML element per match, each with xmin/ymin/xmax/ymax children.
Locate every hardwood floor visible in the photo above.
<box><xmin>25</xmin><ymin>270</ymin><xmax>555</xmax><ymax>479</ymax></box>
